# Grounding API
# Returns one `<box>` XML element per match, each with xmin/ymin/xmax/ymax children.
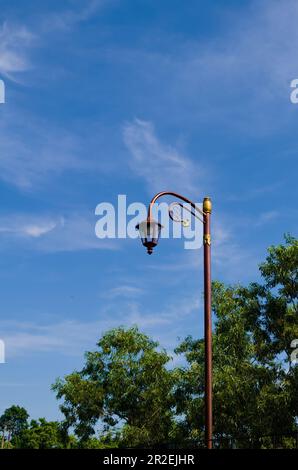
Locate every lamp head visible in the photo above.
<box><xmin>136</xmin><ymin>218</ymin><xmax>163</xmax><ymax>255</ymax></box>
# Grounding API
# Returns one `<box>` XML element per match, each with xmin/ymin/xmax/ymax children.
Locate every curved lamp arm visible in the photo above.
<box><xmin>147</xmin><ymin>191</ymin><xmax>206</xmax><ymax>222</ymax></box>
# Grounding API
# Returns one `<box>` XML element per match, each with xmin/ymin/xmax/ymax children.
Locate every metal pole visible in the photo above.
<box><xmin>203</xmin><ymin>197</ymin><xmax>212</xmax><ymax>449</ymax></box>
<box><xmin>142</xmin><ymin>191</ymin><xmax>213</xmax><ymax>447</ymax></box>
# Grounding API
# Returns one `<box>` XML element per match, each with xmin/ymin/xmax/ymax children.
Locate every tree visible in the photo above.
<box><xmin>240</xmin><ymin>234</ymin><xmax>298</xmax><ymax>363</ymax></box>
<box><xmin>53</xmin><ymin>326</ymin><xmax>176</xmax><ymax>446</ymax></box>
<box><xmin>50</xmin><ymin>235</ymin><xmax>297</xmax><ymax>448</ymax></box>
<box><xmin>174</xmin><ymin>235</ymin><xmax>298</xmax><ymax>447</ymax></box>
<box><xmin>0</xmin><ymin>406</ymin><xmax>29</xmax><ymax>448</ymax></box>
<box><xmin>174</xmin><ymin>281</ymin><xmax>296</xmax><ymax>447</ymax></box>
<box><xmin>14</xmin><ymin>418</ymin><xmax>71</xmax><ymax>449</ymax></box>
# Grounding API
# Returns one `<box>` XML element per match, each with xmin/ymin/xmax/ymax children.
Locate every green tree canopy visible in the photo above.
<box><xmin>240</xmin><ymin>234</ymin><xmax>298</xmax><ymax>362</ymax></box>
<box><xmin>14</xmin><ymin>418</ymin><xmax>71</xmax><ymax>449</ymax></box>
<box><xmin>174</xmin><ymin>235</ymin><xmax>298</xmax><ymax>447</ymax></box>
<box><xmin>47</xmin><ymin>234</ymin><xmax>297</xmax><ymax>448</ymax></box>
<box><xmin>0</xmin><ymin>405</ymin><xmax>29</xmax><ymax>447</ymax></box>
<box><xmin>53</xmin><ymin>326</ymin><xmax>176</xmax><ymax>446</ymax></box>
<box><xmin>174</xmin><ymin>281</ymin><xmax>296</xmax><ymax>446</ymax></box>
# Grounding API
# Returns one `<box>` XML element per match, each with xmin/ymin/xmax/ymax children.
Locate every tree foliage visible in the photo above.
<box><xmin>0</xmin><ymin>406</ymin><xmax>29</xmax><ymax>447</ymax></box>
<box><xmin>14</xmin><ymin>419</ymin><xmax>68</xmax><ymax>449</ymax></box>
<box><xmin>53</xmin><ymin>326</ymin><xmax>176</xmax><ymax>446</ymax></box>
<box><xmin>174</xmin><ymin>281</ymin><xmax>296</xmax><ymax>446</ymax></box>
<box><xmin>240</xmin><ymin>234</ymin><xmax>298</xmax><ymax>362</ymax></box>
<box><xmin>2</xmin><ymin>235</ymin><xmax>297</xmax><ymax>448</ymax></box>
<box><xmin>173</xmin><ymin>235</ymin><xmax>298</xmax><ymax>446</ymax></box>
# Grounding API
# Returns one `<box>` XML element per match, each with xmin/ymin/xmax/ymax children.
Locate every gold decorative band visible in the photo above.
<box><xmin>204</xmin><ymin>234</ymin><xmax>211</xmax><ymax>245</ymax></box>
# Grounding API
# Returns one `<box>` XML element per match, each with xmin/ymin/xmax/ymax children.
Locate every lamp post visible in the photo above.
<box><xmin>136</xmin><ymin>192</ymin><xmax>213</xmax><ymax>449</ymax></box>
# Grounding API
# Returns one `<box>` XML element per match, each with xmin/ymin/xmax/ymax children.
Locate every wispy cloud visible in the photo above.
<box><xmin>0</xmin><ymin>215</ymin><xmax>57</xmax><ymax>238</ymax></box>
<box><xmin>212</xmin><ymin>231</ymin><xmax>258</xmax><ymax>283</ymax></box>
<box><xmin>0</xmin><ymin>293</ymin><xmax>200</xmax><ymax>358</ymax></box>
<box><xmin>41</xmin><ymin>0</ymin><xmax>106</xmax><ymax>33</ymax></box>
<box><xmin>255</xmin><ymin>210</ymin><xmax>279</xmax><ymax>227</ymax></box>
<box><xmin>0</xmin><ymin>319</ymin><xmax>113</xmax><ymax>358</ymax></box>
<box><xmin>0</xmin><ymin>213</ymin><xmax>118</xmax><ymax>252</ymax></box>
<box><xmin>102</xmin><ymin>285</ymin><xmax>144</xmax><ymax>299</ymax></box>
<box><xmin>145</xmin><ymin>218</ymin><xmax>260</xmax><ymax>283</ymax></box>
<box><xmin>123</xmin><ymin>119</ymin><xmax>204</xmax><ymax>196</ymax></box>
<box><xmin>0</xmin><ymin>22</ymin><xmax>35</xmax><ymax>80</ymax></box>
<box><xmin>226</xmin><ymin>181</ymin><xmax>283</xmax><ymax>203</ymax></box>
<box><xmin>37</xmin><ymin>214</ymin><xmax>118</xmax><ymax>252</ymax></box>
<box><xmin>0</xmin><ymin>107</ymin><xmax>101</xmax><ymax>189</ymax></box>
<box><xmin>175</xmin><ymin>0</ymin><xmax>298</xmax><ymax>133</ymax></box>
<box><xmin>210</xmin><ymin>215</ymin><xmax>274</xmax><ymax>282</ymax></box>
<box><xmin>108</xmin><ymin>0</ymin><xmax>298</xmax><ymax>136</ymax></box>
<box><xmin>0</xmin><ymin>3</ymin><xmax>113</xmax><ymax>191</ymax></box>
<box><xmin>0</xmin><ymin>0</ymin><xmax>106</xmax><ymax>82</ymax></box>
<box><xmin>127</xmin><ymin>296</ymin><xmax>200</xmax><ymax>329</ymax></box>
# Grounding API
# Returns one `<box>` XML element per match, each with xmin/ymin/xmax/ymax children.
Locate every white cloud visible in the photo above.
<box><xmin>0</xmin><ymin>293</ymin><xmax>201</xmax><ymax>358</ymax></box>
<box><xmin>0</xmin><ymin>216</ymin><xmax>57</xmax><ymax>238</ymax></box>
<box><xmin>41</xmin><ymin>0</ymin><xmax>105</xmax><ymax>33</ymax></box>
<box><xmin>174</xmin><ymin>0</ymin><xmax>298</xmax><ymax>133</ymax></box>
<box><xmin>212</xmin><ymin>239</ymin><xmax>258</xmax><ymax>283</ymax></box>
<box><xmin>0</xmin><ymin>213</ymin><xmax>119</xmax><ymax>252</ymax></box>
<box><xmin>211</xmin><ymin>217</ymin><xmax>265</xmax><ymax>282</ymax></box>
<box><xmin>36</xmin><ymin>214</ymin><xmax>119</xmax><ymax>252</ymax></box>
<box><xmin>108</xmin><ymin>0</ymin><xmax>298</xmax><ymax>136</ymax></box>
<box><xmin>123</xmin><ymin>119</ymin><xmax>204</xmax><ymax>196</ymax></box>
<box><xmin>144</xmin><ymin>217</ymin><xmax>259</xmax><ymax>283</ymax></box>
<box><xmin>0</xmin><ymin>1</ymin><xmax>105</xmax><ymax>82</ymax></box>
<box><xmin>0</xmin><ymin>6</ymin><xmax>113</xmax><ymax>191</ymax></box>
<box><xmin>22</xmin><ymin>223</ymin><xmax>57</xmax><ymax>238</ymax></box>
<box><xmin>1</xmin><ymin>319</ymin><xmax>113</xmax><ymax>358</ymax></box>
<box><xmin>103</xmin><ymin>285</ymin><xmax>144</xmax><ymax>299</ymax></box>
<box><xmin>0</xmin><ymin>22</ymin><xmax>34</xmax><ymax>80</ymax></box>
<box><xmin>0</xmin><ymin>107</ymin><xmax>100</xmax><ymax>189</ymax></box>
<box><xmin>255</xmin><ymin>210</ymin><xmax>279</xmax><ymax>227</ymax></box>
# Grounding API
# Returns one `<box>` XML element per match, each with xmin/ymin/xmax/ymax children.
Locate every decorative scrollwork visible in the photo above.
<box><xmin>168</xmin><ymin>201</ymin><xmax>204</xmax><ymax>226</ymax></box>
<box><xmin>169</xmin><ymin>202</ymin><xmax>190</xmax><ymax>226</ymax></box>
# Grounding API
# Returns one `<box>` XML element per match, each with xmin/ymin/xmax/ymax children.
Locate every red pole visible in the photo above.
<box><xmin>203</xmin><ymin>197</ymin><xmax>212</xmax><ymax>449</ymax></box>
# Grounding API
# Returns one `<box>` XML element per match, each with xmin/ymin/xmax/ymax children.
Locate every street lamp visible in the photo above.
<box><xmin>135</xmin><ymin>219</ymin><xmax>163</xmax><ymax>255</ymax></box>
<box><xmin>136</xmin><ymin>192</ymin><xmax>213</xmax><ymax>449</ymax></box>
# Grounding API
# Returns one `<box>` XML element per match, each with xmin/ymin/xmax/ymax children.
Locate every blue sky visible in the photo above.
<box><xmin>0</xmin><ymin>0</ymin><xmax>297</xmax><ymax>421</ymax></box>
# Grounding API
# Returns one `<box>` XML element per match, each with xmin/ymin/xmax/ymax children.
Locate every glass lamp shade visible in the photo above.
<box><xmin>136</xmin><ymin>219</ymin><xmax>163</xmax><ymax>254</ymax></box>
